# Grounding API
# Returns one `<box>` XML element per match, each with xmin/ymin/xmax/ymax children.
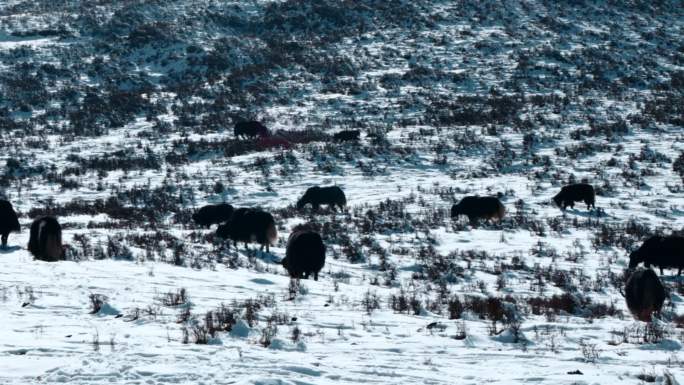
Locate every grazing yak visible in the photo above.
<box><xmin>451</xmin><ymin>196</ymin><xmax>505</xmax><ymax>224</ymax></box>
<box><xmin>629</xmin><ymin>235</ymin><xmax>684</xmax><ymax>275</ymax></box>
<box><xmin>296</xmin><ymin>186</ymin><xmax>346</xmax><ymax>211</ymax></box>
<box><xmin>216</xmin><ymin>208</ymin><xmax>277</xmax><ymax>252</ymax></box>
<box><xmin>282</xmin><ymin>229</ymin><xmax>326</xmax><ymax>281</ymax></box>
<box><xmin>0</xmin><ymin>199</ymin><xmax>20</xmax><ymax>248</ymax></box>
<box><xmin>333</xmin><ymin>130</ymin><xmax>360</xmax><ymax>142</ymax></box>
<box><xmin>624</xmin><ymin>268</ymin><xmax>667</xmax><ymax>322</ymax></box>
<box><xmin>28</xmin><ymin>216</ymin><xmax>63</xmax><ymax>261</ymax></box>
<box><xmin>553</xmin><ymin>183</ymin><xmax>595</xmax><ymax>210</ymax></box>
<box><xmin>192</xmin><ymin>203</ymin><xmax>234</xmax><ymax>228</ymax></box>
<box><xmin>234</xmin><ymin>121</ymin><xmax>269</xmax><ymax>139</ymax></box>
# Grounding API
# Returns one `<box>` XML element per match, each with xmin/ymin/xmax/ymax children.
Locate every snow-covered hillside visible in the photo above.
<box><xmin>0</xmin><ymin>1</ymin><xmax>683</xmax><ymax>384</ymax></box>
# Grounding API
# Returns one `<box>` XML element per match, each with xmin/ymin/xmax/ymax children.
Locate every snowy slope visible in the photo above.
<box><xmin>0</xmin><ymin>1</ymin><xmax>683</xmax><ymax>384</ymax></box>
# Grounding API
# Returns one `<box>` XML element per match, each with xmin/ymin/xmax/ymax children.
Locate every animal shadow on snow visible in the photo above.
<box><xmin>236</xmin><ymin>247</ymin><xmax>280</xmax><ymax>264</ymax></box>
<box><xmin>563</xmin><ymin>207</ymin><xmax>607</xmax><ymax>218</ymax></box>
<box><xmin>0</xmin><ymin>245</ymin><xmax>21</xmax><ymax>254</ymax></box>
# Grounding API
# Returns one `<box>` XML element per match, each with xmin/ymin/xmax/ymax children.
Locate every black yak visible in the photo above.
<box><xmin>451</xmin><ymin>196</ymin><xmax>505</xmax><ymax>224</ymax></box>
<box><xmin>234</xmin><ymin>121</ymin><xmax>269</xmax><ymax>139</ymax></box>
<box><xmin>282</xmin><ymin>230</ymin><xmax>326</xmax><ymax>281</ymax></box>
<box><xmin>0</xmin><ymin>199</ymin><xmax>20</xmax><ymax>247</ymax></box>
<box><xmin>624</xmin><ymin>268</ymin><xmax>667</xmax><ymax>322</ymax></box>
<box><xmin>192</xmin><ymin>203</ymin><xmax>234</xmax><ymax>228</ymax></box>
<box><xmin>628</xmin><ymin>235</ymin><xmax>684</xmax><ymax>275</ymax></box>
<box><xmin>333</xmin><ymin>130</ymin><xmax>360</xmax><ymax>142</ymax></box>
<box><xmin>553</xmin><ymin>183</ymin><xmax>595</xmax><ymax>210</ymax></box>
<box><xmin>28</xmin><ymin>216</ymin><xmax>63</xmax><ymax>261</ymax></box>
<box><xmin>216</xmin><ymin>208</ymin><xmax>277</xmax><ymax>252</ymax></box>
<box><xmin>296</xmin><ymin>186</ymin><xmax>346</xmax><ymax>211</ymax></box>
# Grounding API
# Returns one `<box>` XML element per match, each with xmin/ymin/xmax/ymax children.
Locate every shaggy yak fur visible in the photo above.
<box><xmin>216</xmin><ymin>208</ymin><xmax>277</xmax><ymax>252</ymax></box>
<box><xmin>296</xmin><ymin>186</ymin><xmax>347</xmax><ymax>211</ymax></box>
<box><xmin>0</xmin><ymin>199</ymin><xmax>20</xmax><ymax>247</ymax></box>
<box><xmin>333</xmin><ymin>130</ymin><xmax>360</xmax><ymax>141</ymax></box>
<box><xmin>629</xmin><ymin>235</ymin><xmax>684</xmax><ymax>275</ymax></box>
<box><xmin>28</xmin><ymin>216</ymin><xmax>63</xmax><ymax>261</ymax></box>
<box><xmin>553</xmin><ymin>183</ymin><xmax>595</xmax><ymax>210</ymax></box>
<box><xmin>282</xmin><ymin>230</ymin><xmax>326</xmax><ymax>281</ymax></box>
<box><xmin>451</xmin><ymin>196</ymin><xmax>505</xmax><ymax>224</ymax></box>
<box><xmin>624</xmin><ymin>268</ymin><xmax>667</xmax><ymax>322</ymax></box>
<box><xmin>192</xmin><ymin>204</ymin><xmax>234</xmax><ymax>228</ymax></box>
<box><xmin>234</xmin><ymin>121</ymin><xmax>269</xmax><ymax>139</ymax></box>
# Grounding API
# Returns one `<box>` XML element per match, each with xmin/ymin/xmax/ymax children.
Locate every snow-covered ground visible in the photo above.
<box><xmin>1</xmin><ymin>124</ymin><xmax>683</xmax><ymax>384</ymax></box>
<box><xmin>0</xmin><ymin>1</ymin><xmax>683</xmax><ymax>384</ymax></box>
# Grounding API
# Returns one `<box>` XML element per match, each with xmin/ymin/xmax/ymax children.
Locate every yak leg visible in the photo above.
<box><xmin>314</xmin><ymin>272</ymin><xmax>319</xmax><ymax>281</ymax></box>
<box><xmin>660</xmin><ymin>267</ymin><xmax>664</xmax><ymax>275</ymax></box>
<box><xmin>1</xmin><ymin>233</ymin><xmax>7</xmax><ymax>247</ymax></box>
<box><xmin>468</xmin><ymin>216</ymin><xmax>477</xmax><ymax>227</ymax></box>
<box><xmin>678</xmin><ymin>267</ymin><xmax>682</xmax><ymax>276</ymax></box>
<box><xmin>303</xmin><ymin>272</ymin><xmax>310</xmax><ymax>279</ymax></box>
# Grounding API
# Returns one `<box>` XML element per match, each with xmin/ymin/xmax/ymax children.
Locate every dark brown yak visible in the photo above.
<box><xmin>553</xmin><ymin>183</ymin><xmax>595</xmax><ymax>210</ymax></box>
<box><xmin>192</xmin><ymin>203</ymin><xmax>234</xmax><ymax>228</ymax></box>
<box><xmin>628</xmin><ymin>235</ymin><xmax>684</xmax><ymax>275</ymax></box>
<box><xmin>296</xmin><ymin>186</ymin><xmax>347</xmax><ymax>211</ymax></box>
<box><xmin>282</xmin><ymin>230</ymin><xmax>326</xmax><ymax>281</ymax></box>
<box><xmin>234</xmin><ymin>121</ymin><xmax>269</xmax><ymax>139</ymax></box>
<box><xmin>333</xmin><ymin>130</ymin><xmax>360</xmax><ymax>141</ymax></box>
<box><xmin>0</xmin><ymin>199</ymin><xmax>20</xmax><ymax>247</ymax></box>
<box><xmin>28</xmin><ymin>216</ymin><xmax>63</xmax><ymax>261</ymax></box>
<box><xmin>216</xmin><ymin>208</ymin><xmax>277</xmax><ymax>252</ymax></box>
<box><xmin>624</xmin><ymin>268</ymin><xmax>667</xmax><ymax>322</ymax></box>
<box><xmin>451</xmin><ymin>196</ymin><xmax>505</xmax><ymax>224</ymax></box>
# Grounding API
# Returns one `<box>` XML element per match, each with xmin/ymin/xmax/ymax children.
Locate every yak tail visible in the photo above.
<box><xmin>496</xmin><ymin>204</ymin><xmax>506</xmax><ymax>221</ymax></box>
<box><xmin>267</xmin><ymin>223</ymin><xmax>278</xmax><ymax>245</ymax></box>
<box><xmin>339</xmin><ymin>192</ymin><xmax>347</xmax><ymax>208</ymax></box>
<box><xmin>28</xmin><ymin>220</ymin><xmax>40</xmax><ymax>255</ymax></box>
<box><xmin>45</xmin><ymin>233</ymin><xmax>63</xmax><ymax>261</ymax></box>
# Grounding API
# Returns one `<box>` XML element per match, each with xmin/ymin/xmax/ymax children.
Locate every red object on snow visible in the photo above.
<box><xmin>257</xmin><ymin>135</ymin><xmax>292</xmax><ymax>150</ymax></box>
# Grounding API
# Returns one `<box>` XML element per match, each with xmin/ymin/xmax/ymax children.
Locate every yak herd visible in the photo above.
<box><xmin>0</xmin><ymin>159</ymin><xmax>682</xmax><ymax>322</ymax></box>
